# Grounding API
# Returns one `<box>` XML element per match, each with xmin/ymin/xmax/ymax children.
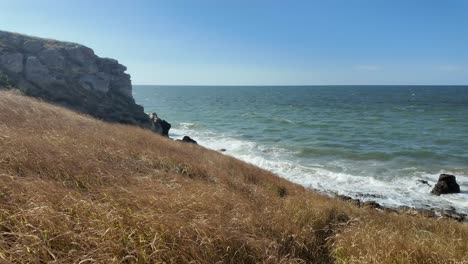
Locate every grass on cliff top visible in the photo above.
<box><xmin>0</xmin><ymin>90</ymin><xmax>467</xmax><ymax>263</ymax></box>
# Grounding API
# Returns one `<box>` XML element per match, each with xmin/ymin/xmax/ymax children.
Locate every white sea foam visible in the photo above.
<box><xmin>171</xmin><ymin>123</ymin><xmax>468</xmax><ymax>214</ymax></box>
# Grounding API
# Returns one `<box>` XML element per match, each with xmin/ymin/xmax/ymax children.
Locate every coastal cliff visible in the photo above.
<box><xmin>0</xmin><ymin>30</ymin><xmax>154</xmax><ymax>129</ymax></box>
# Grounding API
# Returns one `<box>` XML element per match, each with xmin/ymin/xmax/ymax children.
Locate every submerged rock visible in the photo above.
<box><xmin>417</xmin><ymin>179</ymin><xmax>431</xmax><ymax>187</ymax></box>
<box><xmin>431</xmin><ymin>174</ymin><xmax>460</xmax><ymax>195</ymax></box>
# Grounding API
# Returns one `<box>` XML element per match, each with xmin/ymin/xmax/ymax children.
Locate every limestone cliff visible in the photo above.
<box><xmin>0</xmin><ymin>30</ymin><xmax>154</xmax><ymax>129</ymax></box>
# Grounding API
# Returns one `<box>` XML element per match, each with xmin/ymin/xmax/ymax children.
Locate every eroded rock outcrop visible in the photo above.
<box><xmin>149</xmin><ymin>112</ymin><xmax>171</xmax><ymax>137</ymax></box>
<box><xmin>0</xmin><ymin>30</ymin><xmax>156</xmax><ymax>130</ymax></box>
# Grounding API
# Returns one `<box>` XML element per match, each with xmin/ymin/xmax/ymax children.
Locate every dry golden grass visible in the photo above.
<box><xmin>0</xmin><ymin>90</ymin><xmax>466</xmax><ymax>263</ymax></box>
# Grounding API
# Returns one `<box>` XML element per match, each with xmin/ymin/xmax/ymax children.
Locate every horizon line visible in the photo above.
<box><xmin>133</xmin><ymin>84</ymin><xmax>468</xmax><ymax>87</ymax></box>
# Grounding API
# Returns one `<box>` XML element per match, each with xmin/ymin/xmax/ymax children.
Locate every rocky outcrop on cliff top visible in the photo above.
<box><xmin>0</xmin><ymin>30</ymin><xmax>154</xmax><ymax>129</ymax></box>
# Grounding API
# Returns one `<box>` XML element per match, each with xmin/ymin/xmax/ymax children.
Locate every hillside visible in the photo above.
<box><xmin>0</xmin><ymin>91</ymin><xmax>467</xmax><ymax>263</ymax></box>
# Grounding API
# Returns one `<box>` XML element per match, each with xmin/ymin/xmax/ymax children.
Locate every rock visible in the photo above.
<box><xmin>149</xmin><ymin>113</ymin><xmax>171</xmax><ymax>137</ymax></box>
<box><xmin>0</xmin><ymin>30</ymin><xmax>157</xmax><ymax>131</ymax></box>
<box><xmin>356</xmin><ymin>193</ymin><xmax>385</xmax><ymax>199</ymax></box>
<box><xmin>431</xmin><ymin>174</ymin><xmax>460</xmax><ymax>195</ymax></box>
<box><xmin>24</xmin><ymin>56</ymin><xmax>51</xmax><ymax>86</ymax></box>
<box><xmin>110</xmin><ymin>73</ymin><xmax>132</xmax><ymax>98</ymax></box>
<box><xmin>336</xmin><ymin>195</ymin><xmax>361</xmax><ymax>207</ymax></box>
<box><xmin>38</xmin><ymin>48</ymin><xmax>66</xmax><ymax>70</ymax></box>
<box><xmin>159</xmin><ymin>120</ymin><xmax>171</xmax><ymax>137</ymax></box>
<box><xmin>415</xmin><ymin>209</ymin><xmax>436</xmax><ymax>218</ymax></box>
<box><xmin>417</xmin><ymin>179</ymin><xmax>431</xmax><ymax>187</ymax></box>
<box><xmin>23</xmin><ymin>40</ymin><xmax>43</xmax><ymax>53</ymax></box>
<box><xmin>337</xmin><ymin>195</ymin><xmax>353</xmax><ymax>201</ymax></box>
<box><xmin>399</xmin><ymin>207</ymin><xmax>436</xmax><ymax>218</ymax></box>
<box><xmin>100</xmin><ymin>58</ymin><xmax>127</xmax><ymax>73</ymax></box>
<box><xmin>152</xmin><ymin>122</ymin><xmax>164</xmax><ymax>135</ymax></box>
<box><xmin>181</xmin><ymin>136</ymin><xmax>197</xmax><ymax>144</ymax></box>
<box><xmin>24</xmin><ymin>56</ymin><xmax>65</xmax><ymax>88</ymax></box>
<box><xmin>441</xmin><ymin>209</ymin><xmax>467</xmax><ymax>222</ymax></box>
<box><xmin>362</xmin><ymin>201</ymin><xmax>382</xmax><ymax>209</ymax></box>
<box><xmin>0</xmin><ymin>53</ymin><xmax>23</xmax><ymax>73</ymax></box>
<box><xmin>79</xmin><ymin>73</ymin><xmax>110</xmax><ymax>93</ymax></box>
<box><xmin>66</xmin><ymin>45</ymin><xmax>96</xmax><ymax>66</ymax></box>
<box><xmin>219</xmin><ymin>148</ymin><xmax>227</xmax><ymax>152</ymax></box>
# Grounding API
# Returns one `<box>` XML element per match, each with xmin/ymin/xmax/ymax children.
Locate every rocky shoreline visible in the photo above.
<box><xmin>335</xmin><ymin>193</ymin><xmax>467</xmax><ymax>222</ymax></box>
<box><xmin>331</xmin><ymin>174</ymin><xmax>466</xmax><ymax>222</ymax></box>
<box><xmin>172</xmin><ymin>135</ymin><xmax>466</xmax><ymax>222</ymax></box>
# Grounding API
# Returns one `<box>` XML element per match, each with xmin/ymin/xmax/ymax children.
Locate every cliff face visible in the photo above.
<box><xmin>0</xmin><ymin>30</ymin><xmax>153</xmax><ymax>128</ymax></box>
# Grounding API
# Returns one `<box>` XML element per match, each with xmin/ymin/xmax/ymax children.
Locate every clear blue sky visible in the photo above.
<box><xmin>1</xmin><ymin>0</ymin><xmax>467</xmax><ymax>85</ymax></box>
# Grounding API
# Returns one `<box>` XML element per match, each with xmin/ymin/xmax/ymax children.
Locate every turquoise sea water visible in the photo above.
<box><xmin>134</xmin><ymin>86</ymin><xmax>468</xmax><ymax>214</ymax></box>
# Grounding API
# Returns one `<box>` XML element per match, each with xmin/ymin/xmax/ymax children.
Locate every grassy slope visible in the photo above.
<box><xmin>0</xmin><ymin>91</ymin><xmax>466</xmax><ymax>263</ymax></box>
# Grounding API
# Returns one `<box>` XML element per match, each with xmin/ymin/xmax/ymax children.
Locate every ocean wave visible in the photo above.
<box><xmin>176</xmin><ymin>122</ymin><xmax>207</xmax><ymax>130</ymax></box>
<box><xmin>172</xmin><ymin>122</ymin><xmax>468</xmax><ymax>214</ymax></box>
<box><xmin>295</xmin><ymin>147</ymin><xmax>451</xmax><ymax>162</ymax></box>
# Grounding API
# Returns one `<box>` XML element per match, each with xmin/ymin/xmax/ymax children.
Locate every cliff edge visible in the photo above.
<box><xmin>0</xmin><ymin>30</ymin><xmax>154</xmax><ymax>129</ymax></box>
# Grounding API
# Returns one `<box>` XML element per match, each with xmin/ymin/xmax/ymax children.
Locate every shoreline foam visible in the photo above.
<box><xmin>171</xmin><ymin>122</ymin><xmax>468</xmax><ymax>220</ymax></box>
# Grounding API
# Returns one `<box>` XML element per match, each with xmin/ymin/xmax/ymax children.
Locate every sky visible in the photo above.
<box><xmin>1</xmin><ymin>0</ymin><xmax>467</xmax><ymax>85</ymax></box>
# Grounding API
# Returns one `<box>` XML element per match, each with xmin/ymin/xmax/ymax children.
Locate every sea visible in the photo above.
<box><xmin>133</xmin><ymin>85</ymin><xmax>468</xmax><ymax>214</ymax></box>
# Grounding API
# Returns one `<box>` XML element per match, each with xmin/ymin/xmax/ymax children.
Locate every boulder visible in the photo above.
<box><xmin>181</xmin><ymin>136</ymin><xmax>198</xmax><ymax>144</ymax></box>
<box><xmin>431</xmin><ymin>174</ymin><xmax>460</xmax><ymax>195</ymax></box>
<box><xmin>159</xmin><ymin>120</ymin><xmax>171</xmax><ymax>137</ymax></box>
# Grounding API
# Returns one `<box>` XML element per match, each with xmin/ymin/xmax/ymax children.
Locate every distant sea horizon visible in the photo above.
<box><xmin>133</xmin><ymin>84</ymin><xmax>468</xmax><ymax>87</ymax></box>
<box><xmin>133</xmin><ymin>85</ymin><xmax>468</xmax><ymax>214</ymax></box>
